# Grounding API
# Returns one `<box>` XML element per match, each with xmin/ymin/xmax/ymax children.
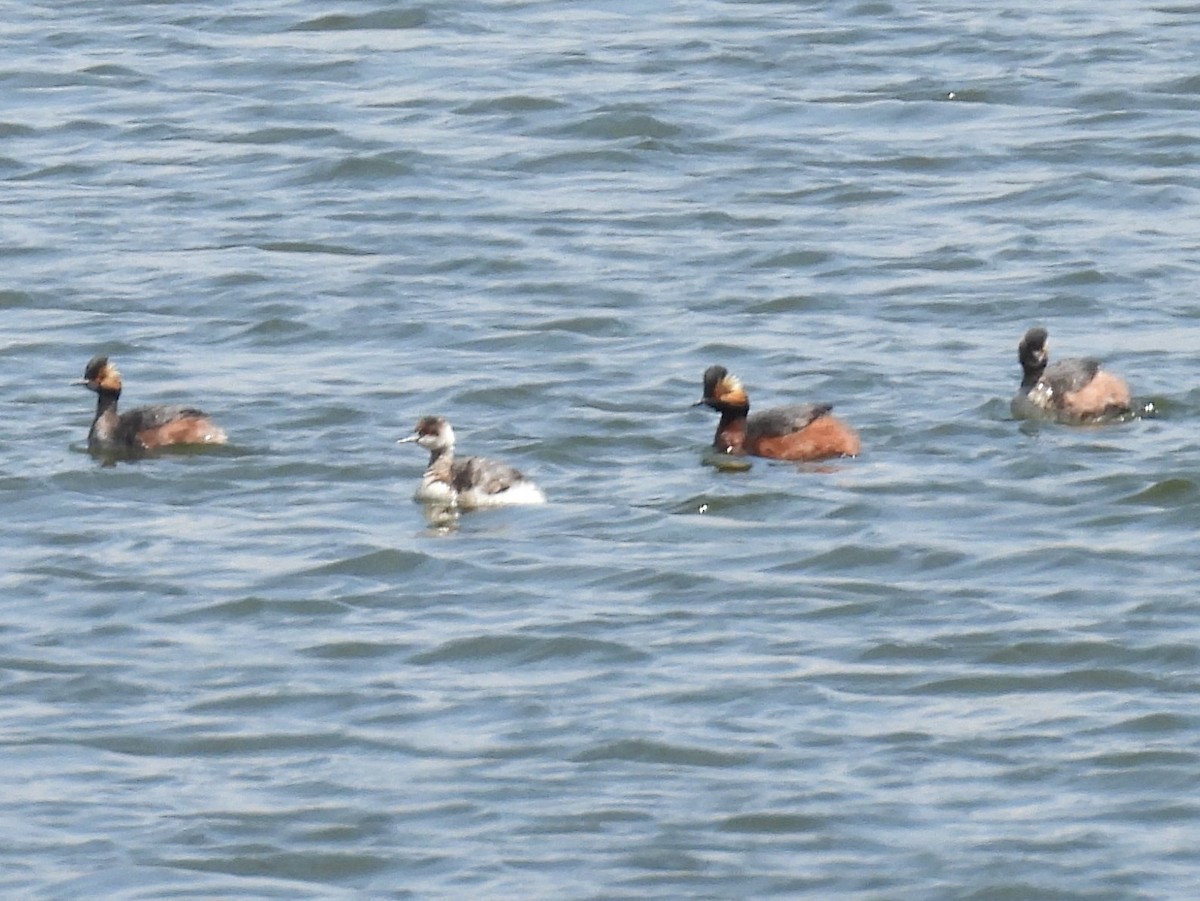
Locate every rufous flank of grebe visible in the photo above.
<box><xmin>397</xmin><ymin>415</ymin><xmax>546</xmax><ymax>508</ymax></box>
<box><xmin>695</xmin><ymin>365</ymin><xmax>860</xmax><ymax>462</ymax></box>
<box><xmin>1012</xmin><ymin>327</ymin><xmax>1132</xmax><ymax>423</ymax></box>
<box><xmin>77</xmin><ymin>355</ymin><xmax>228</xmax><ymax>456</ymax></box>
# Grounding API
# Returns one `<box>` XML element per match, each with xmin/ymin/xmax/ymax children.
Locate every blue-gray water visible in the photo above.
<box><xmin>4</xmin><ymin>2</ymin><xmax>1200</xmax><ymax>898</ymax></box>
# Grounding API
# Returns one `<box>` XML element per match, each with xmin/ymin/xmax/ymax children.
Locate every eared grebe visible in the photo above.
<box><xmin>1012</xmin><ymin>328</ymin><xmax>1132</xmax><ymax>422</ymax></box>
<box><xmin>695</xmin><ymin>365</ymin><xmax>861</xmax><ymax>461</ymax></box>
<box><xmin>77</xmin><ymin>355</ymin><xmax>228</xmax><ymax>456</ymax></box>
<box><xmin>398</xmin><ymin>415</ymin><xmax>546</xmax><ymax>508</ymax></box>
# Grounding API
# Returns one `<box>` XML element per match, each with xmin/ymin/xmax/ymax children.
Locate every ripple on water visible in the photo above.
<box><xmin>1119</xmin><ymin>475</ymin><xmax>1199</xmax><ymax>506</ymax></box>
<box><xmin>290</xmin><ymin>9</ymin><xmax>428</xmax><ymax>31</ymax></box>
<box><xmin>158</xmin><ymin>596</ymin><xmax>351</xmax><ymax>624</ymax></box>
<box><xmin>719</xmin><ymin>812</ymin><xmax>836</xmax><ymax>835</ymax></box>
<box><xmin>296</xmin><ymin>548</ymin><xmax>428</xmax><ymax>579</ymax></box>
<box><xmin>410</xmin><ymin>634</ymin><xmax>649</xmax><ymax>668</ymax></box>
<box><xmin>572</xmin><ymin>738</ymin><xmax>753</xmax><ymax>768</ymax></box>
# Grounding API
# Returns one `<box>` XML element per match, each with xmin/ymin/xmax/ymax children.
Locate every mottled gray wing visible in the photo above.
<box><xmin>1042</xmin><ymin>358</ymin><xmax>1100</xmax><ymax>396</ymax></box>
<box><xmin>452</xmin><ymin>456</ymin><xmax>525</xmax><ymax>495</ymax></box>
<box><xmin>124</xmin><ymin>404</ymin><xmax>210</xmax><ymax>432</ymax></box>
<box><xmin>745</xmin><ymin>403</ymin><xmax>831</xmax><ymax>442</ymax></box>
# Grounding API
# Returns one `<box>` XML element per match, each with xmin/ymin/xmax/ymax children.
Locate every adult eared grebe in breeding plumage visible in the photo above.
<box><xmin>77</xmin><ymin>355</ymin><xmax>228</xmax><ymax>456</ymax></box>
<box><xmin>1012</xmin><ymin>328</ymin><xmax>1132</xmax><ymax>423</ymax></box>
<box><xmin>695</xmin><ymin>365</ymin><xmax>860</xmax><ymax>462</ymax></box>
<box><xmin>398</xmin><ymin>416</ymin><xmax>546</xmax><ymax>508</ymax></box>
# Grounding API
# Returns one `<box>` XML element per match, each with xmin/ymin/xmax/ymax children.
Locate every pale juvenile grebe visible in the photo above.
<box><xmin>77</xmin><ymin>355</ymin><xmax>228</xmax><ymax>456</ymax></box>
<box><xmin>695</xmin><ymin>365</ymin><xmax>860</xmax><ymax>461</ymax></box>
<box><xmin>1012</xmin><ymin>328</ymin><xmax>1132</xmax><ymax>422</ymax></box>
<box><xmin>398</xmin><ymin>415</ymin><xmax>546</xmax><ymax>508</ymax></box>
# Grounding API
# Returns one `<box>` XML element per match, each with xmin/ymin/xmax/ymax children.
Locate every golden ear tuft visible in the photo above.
<box><xmin>714</xmin><ymin>373</ymin><xmax>748</xmax><ymax>406</ymax></box>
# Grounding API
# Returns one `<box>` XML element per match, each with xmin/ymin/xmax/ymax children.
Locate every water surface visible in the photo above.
<box><xmin>3</xmin><ymin>2</ymin><xmax>1200</xmax><ymax>898</ymax></box>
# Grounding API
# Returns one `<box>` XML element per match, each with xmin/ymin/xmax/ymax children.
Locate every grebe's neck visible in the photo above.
<box><xmin>425</xmin><ymin>443</ymin><xmax>455</xmax><ymax>475</ymax></box>
<box><xmin>1020</xmin><ymin>360</ymin><xmax>1045</xmax><ymax>392</ymax></box>
<box><xmin>93</xmin><ymin>387</ymin><xmax>120</xmax><ymax>419</ymax></box>
<box><xmin>713</xmin><ymin>403</ymin><xmax>749</xmax><ymax>453</ymax></box>
<box><xmin>89</xmin><ymin>388</ymin><xmax>122</xmax><ymax>447</ymax></box>
<box><xmin>717</xmin><ymin>404</ymin><xmax>747</xmax><ymax>428</ymax></box>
